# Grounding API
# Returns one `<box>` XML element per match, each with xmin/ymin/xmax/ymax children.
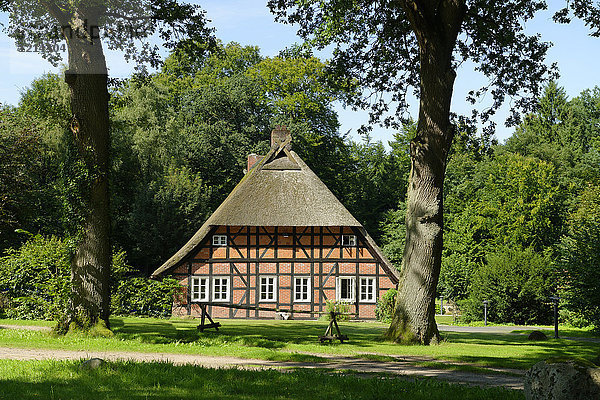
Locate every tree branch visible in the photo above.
<box><xmin>40</xmin><ymin>0</ymin><xmax>69</xmax><ymax>24</ymax></box>
<box><xmin>104</xmin><ymin>11</ymin><xmax>155</xmax><ymax>22</ymax></box>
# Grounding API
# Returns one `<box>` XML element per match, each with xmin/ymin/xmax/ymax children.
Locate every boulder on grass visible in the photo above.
<box><xmin>79</xmin><ymin>358</ymin><xmax>105</xmax><ymax>370</ymax></box>
<box><xmin>525</xmin><ymin>359</ymin><xmax>600</xmax><ymax>400</ymax></box>
<box><xmin>527</xmin><ymin>330</ymin><xmax>547</xmax><ymax>341</ymax></box>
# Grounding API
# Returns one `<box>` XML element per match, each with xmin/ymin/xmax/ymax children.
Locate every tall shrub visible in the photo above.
<box><xmin>111</xmin><ymin>277</ymin><xmax>180</xmax><ymax>318</ymax></box>
<box><xmin>558</xmin><ymin>185</ymin><xmax>600</xmax><ymax>329</ymax></box>
<box><xmin>375</xmin><ymin>288</ymin><xmax>398</xmax><ymax>323</ymax></box>
<box><xmin>0</xmin><ymin>235</ymin><xmax>71</xmax><ymax>320</ymax></box>
<box><xmin>461</xmin><ymin>247</ymin><xmax>554</xmax><ymax>325</ymax></box>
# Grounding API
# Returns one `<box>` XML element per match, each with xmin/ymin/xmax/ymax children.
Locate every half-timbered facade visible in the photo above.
<box><xmin>152</xmin><ymin>127</ymin><xmax>399</xmax><ymax>320</ymax></box>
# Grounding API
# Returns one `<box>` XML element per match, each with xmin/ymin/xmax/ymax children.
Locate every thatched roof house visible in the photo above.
<box><xmin>153</xmin><ymin>127</ymin><xmax>398</xmax><ymax>320</ymax></box>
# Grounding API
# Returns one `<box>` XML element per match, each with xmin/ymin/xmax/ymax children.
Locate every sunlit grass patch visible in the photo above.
<box><xmin>0</xmin><ymin>359</ymin><xmax>525</xmax><ymax>400</ymax></box>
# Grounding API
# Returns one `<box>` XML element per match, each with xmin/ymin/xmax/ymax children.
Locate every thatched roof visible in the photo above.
<box><xmin>152</xmin><ymin>128</ymin><xmax>399</xmax><ymax>283</ymax></box>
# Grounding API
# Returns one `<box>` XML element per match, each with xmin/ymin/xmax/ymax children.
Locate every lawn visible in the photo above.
<box><xmin>0</xmin><ymin>359</ymin><xmax>524</xmax><ymax>400</ymax></box>
<box><xmin>0</xmin><ymin>317</ymin><xmax>598</xmax><ymax>370</ymax></box>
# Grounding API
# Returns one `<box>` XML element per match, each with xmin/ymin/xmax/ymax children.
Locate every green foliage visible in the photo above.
<box><xmin>461</xmin><ymin>247</ymin><xmax>554</xmax><ymax>325</ymax></box>
<box><xmin>441</xmin><ymin>152</ymin><xmax>563</xmax><ymax>300</ymax></box>
<box><xmin>375</xmin><ymin>288</ymin><xmax>397</xmax><ymax>323</ymax></box>
<box><xmin>0</xmin><ymin>105</ymin><xmax>63</xmax><ymax>251</ymax></box>
<box><xmin>380</xmin><ymin>201</ymin><xmax>407</xmax><ymax>269</ymax></box>
<box><xmin>505</xmin><ymin>83</ymin><xmax>600</xmax><ymax>195</ymax></box>
<box><xmin>0</xmin><ymin>233</ymin><xmax>177</xmax><ymax>321</ymax></box>
<box><xmin>110</xmin><ymin>249</ymin><xmax>181</xmax><ymax>318</ymax></box>
<box><xmin>345</xmin><ymin>137</ymin><xmax>409</xmax><ymax>239</ymax></box>
<box><xmin>17</xmin><ymin>72</ymin><xmax>70</xmax><ymax>149</ymax></box>
<box><xmin>269</xmin><ymin>0</ymin><xmax>563</xmax><ymax>129</ymax></box>
<box><xmin>558</xmin><ymin>185</ymin><xmax>600</xmax><ymax>330</ymax></box>
<box><xmin>0</xmin><ymin>235</ymin><xmax>71</xmax><ymax>320</ymax></box>
<box><xmin>321</xmin><ymin>300</ymin><xmax>351</xmax><ymax>321</ymax></box>
<box><xmin>111</xmin><ymin>277</ymin><xmax>181</xmax><ymax>318</ymax></box>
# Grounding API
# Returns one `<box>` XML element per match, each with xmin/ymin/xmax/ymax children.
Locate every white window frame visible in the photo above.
<box><xmin>342</xmin><ymin>234</ymin><xmax>357</xmax><ymax>247</ymax></box>
<box><xmin>212</xmin><ymin>277</ymin><xmax>230</xmax><ymax>302</ymax></box>
<box><xmin>359</xmin><ymin>277</ymin><xmax>376</xmax><ymax>303</ymax></box>
<box><xmin>336</xmin><ymin>276</ymin><xmax>355</xmax><ymax>302</ymax></box>
<box><xmin>212</xmin><ymin>235</ymin><xmax>228</xmax><ymax>246</ymax></box>
<box><xmin>191</xmin><ymin>277</ymin><xmax>209</xmax><ymax>302</ymax></box>
<box><xmin>294</xmin><ymin>277</ymin><xmax>311</xmax><ymax>302</ymax></box>
<box><xmin>259</xmin><ymin>276</ymin><xmax>277</xmax><ymax>302</ymax></box>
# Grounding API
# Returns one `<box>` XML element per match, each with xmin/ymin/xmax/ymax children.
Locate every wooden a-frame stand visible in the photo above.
<box><xmin>196</xmin><ymin>304</ymin><xmax>221</xmax><ymax>332</ymax></box>
<box><xmin>318</xmin><ymin>311</ymin><xmax>348</xmax><ymax>343</ymax></box>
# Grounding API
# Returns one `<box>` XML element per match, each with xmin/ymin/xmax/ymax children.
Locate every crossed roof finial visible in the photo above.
<box><xmin>271</xmin><ymin>125</ymin><xmax>292</xmax><ymax>150</ymax></box>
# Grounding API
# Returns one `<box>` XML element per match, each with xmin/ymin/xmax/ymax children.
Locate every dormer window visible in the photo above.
<box><xmin>212</xmin><ymin>235</ymin><xmax>227</xmax><ymax>246</ymax></box>
<box><xmin>342</xmin><ymin>234</ymin><xmax>356</xmax><ymax>247</ymax></box>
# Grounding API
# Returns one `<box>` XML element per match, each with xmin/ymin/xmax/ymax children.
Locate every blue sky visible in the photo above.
<box><xmin>2</xmin><ymin>1</ymin><xmax>600</xmax><ymax>144</ymax></box>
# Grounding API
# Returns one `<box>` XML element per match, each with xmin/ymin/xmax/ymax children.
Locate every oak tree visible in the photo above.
<box><xmin>269</xmin><ymin>0</ymin><xmax>600</xmax><ymax>343</ymax></box>
<box><xmin>1</xmin><ymin>0</ymin><xmax>214</xmax><ymax>329</ymax></box>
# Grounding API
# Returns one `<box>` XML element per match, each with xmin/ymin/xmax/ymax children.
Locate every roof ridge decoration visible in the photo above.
<box><xmin>151</xmin><ymin>127</ymin><xmax>399</xmax><ymax>283</ymax></box>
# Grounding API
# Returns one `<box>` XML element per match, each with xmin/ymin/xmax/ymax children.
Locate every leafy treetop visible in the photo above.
<box><xmin>268</xmin><ymin>0</ymin><xmax>600</xmax><ymax>131</ymax></box>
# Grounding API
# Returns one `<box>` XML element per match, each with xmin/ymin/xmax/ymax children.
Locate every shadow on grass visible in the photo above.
<box><xmin>105</xmin><ymin>317</ymin><xmax>598</xmax><ymax>370</ymax></box>
<box><xmin>0</xmin><ymin>359</ymin><xmax>524</xmax><ymax>400</ymax></box>
<box><xmin>108</xmin><ymin>317</ymin><xmax>392</xmax><ymax>351</ymax></box>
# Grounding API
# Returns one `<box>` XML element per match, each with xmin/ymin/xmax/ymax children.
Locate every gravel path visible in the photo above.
<box><xmin>0</xmin><ymin>324</ymin><xmax>53</xmax><ymax>332</ymax></box>
<box><xmin>0</xmin><ymin>345</ymin><xmax>524</xmax><ymax>390</ymax></box>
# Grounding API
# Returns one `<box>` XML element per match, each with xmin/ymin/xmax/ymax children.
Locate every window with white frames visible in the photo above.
<box><xmin>212</xmin><ymin>277</ymin><xmax>229</xmax><ymax>301</ymax></box>
<box><xmin>212</xmin><ymin>235</ymin><xmax>227</xmax><ymax>246</ymax></box>
<box><xmin>336</xmin><ymin>276</ymin><xmax>355</xmax><ymax>302</ymax></box>
<box><xmin>359</xmin><ymin>277</ymin><xmax>376</xmax><ymax>302</ymax></box>
<box><xmin>259</xmin><ymin>276</ymin><xmax>277</xmax><ymax>302</ymax></box>
<box><xmin>342</xmin><ymin>234</ymin><xmax>356</xmax><ymax>246</ymax></box>
<box><xmin>294</xmin><ymin>277</ymin><xmax>310</xmax><ymax>302</ymax></box>
<box><xmin>191</xmin><ymin>277</ymin><xmax>209</xmax><ymax>302</ymax></box>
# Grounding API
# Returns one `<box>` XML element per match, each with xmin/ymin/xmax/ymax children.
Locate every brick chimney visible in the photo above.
<box><xmin>271</xmin><ymin>125</ymin><xmax>291</xmax><ymax>149</ymax></box>
<box><xmin>247</xmin><ymin>154</ymin><xmax>261</xmax><ymax>172</ymax></box>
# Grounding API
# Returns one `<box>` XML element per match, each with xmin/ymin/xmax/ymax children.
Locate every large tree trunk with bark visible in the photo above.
<box><xmin>60</xmin><ymin>9</ymin><xmax>112</xmax><ymax>328</ymax></box>
<box><xmin>386</xmin><ymin>0</ymin><xmax>465</xmax><ymax>345</ymax></box>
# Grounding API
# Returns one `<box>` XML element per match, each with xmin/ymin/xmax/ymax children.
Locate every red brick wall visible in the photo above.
<box><xmin>169</xmin><ymin>226</ymin><xmax>398</xmax><ymax>320</ymax></box>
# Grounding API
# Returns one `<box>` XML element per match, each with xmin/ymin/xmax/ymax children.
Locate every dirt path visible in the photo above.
<box><xmin>0</xmin><ymin>345</ymin><xmax>524</xmax><ymax>390</ymax></box>
<box><xmin>0</xmin><ymin>324</ymin><xmax>52</xmax><ymax>332</ymax></box>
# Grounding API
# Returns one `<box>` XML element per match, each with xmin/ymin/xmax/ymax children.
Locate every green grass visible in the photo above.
<box><xmin>435</xmin><ymin>315</ymin><xmax>456</xmax><ymax>324</ymax></box>
<box><xmin>512</xmin><ymin>327</ymin><xmax>600</xmax><ymax>339</ymax></box>
<box><xmin>0</xmin><ymin>317</ymin><xmax>598</xmax><ymax>370</ymax></box>
<box><xmin>0</xmin><ymin>359</ymin><xmax>524</xmax><ymax>400</ymax></box>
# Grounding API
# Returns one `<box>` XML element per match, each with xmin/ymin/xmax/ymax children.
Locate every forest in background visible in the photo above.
<box><xmin>1</xmin><ymin>42</ymin><xmax>600</xmax><ymax>328</ymax></box>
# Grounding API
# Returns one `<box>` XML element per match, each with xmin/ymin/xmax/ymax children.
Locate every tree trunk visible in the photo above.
<box><xmin>387</xmin><ymin>1</ymin><xmax>465</xmax><ymax>344</ymax></box>
<box><xmin>62</xmin><ymin>10</ymin><xmax>112</xmax><ymax>328</ymax></box>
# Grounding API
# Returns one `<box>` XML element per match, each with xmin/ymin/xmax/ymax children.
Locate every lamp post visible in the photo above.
<box><xmin>550</xmin><ymin>296</ymin><xmax>560</xmax><ymax>339</ymax></box>
<box><xmin>483</xmin><ymin>300</ymin><xmax>489</xmax><ymax>326</ymax></box>
<box><xmin>440</xmin><ymin>295</ymin><xmax>444</xmax><ymax>316</ymax></box>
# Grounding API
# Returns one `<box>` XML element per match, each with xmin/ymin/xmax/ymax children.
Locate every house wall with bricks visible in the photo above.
<box><xmin>169</xmin><ymin>225</ymin><xmax>397</xmax><ymax>320</ymax></box>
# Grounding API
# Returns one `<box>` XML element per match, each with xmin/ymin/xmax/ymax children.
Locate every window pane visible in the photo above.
<box><xmin>213</xmin><ymin>278</ymin><xmax>228</xmax><ymax>301</ymax></box>
<box><xmin>342</xmin><ymin>235</ymin><xmax>356</xmax><ymax>246</ymax></box>
<box><xmin>295</xmin><ymin>277</ymin><xmax>309</xmax><ymax>301</ymax></box>
<box><xmin>213</xmin><ymin>235</ymin><xmax>227</xmax><ymax>246</ymax></box>
<box><xmin>360</xmin><ymin>278</ymin><xmax>374</xmax><ymax>301</ymax></box>
<box><xmin>339</xmin><ymin>277</ymin><xmax>354</xmax><ymax>301</ymax></box>
<box><xmin>260</xmin><ymin>277</ymin><xmax>275</xmax><ymax>301</ymax></box>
